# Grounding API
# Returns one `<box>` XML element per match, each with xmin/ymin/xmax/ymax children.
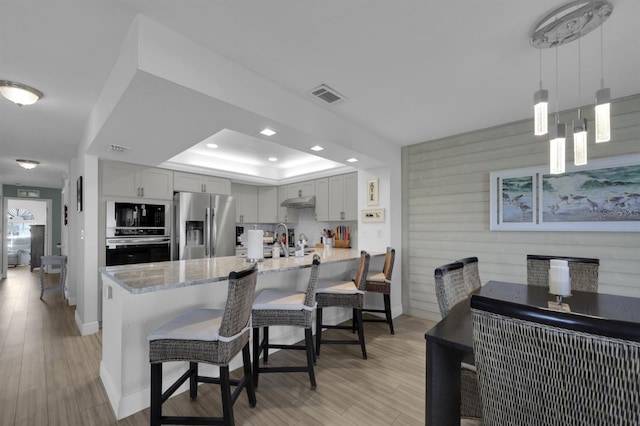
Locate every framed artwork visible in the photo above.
<box><xmin>77</xmin><ymin>176</ymin><xmax>83</xmax><ymax>212</ymax></box>
<box><xmin>490</xmin><ymin>154</ymin><xmax>640</xmax><ymax>232</ymax></box>
<box><xmin>490</xmin><ymin>168</ymin><xmax>538</xmax><ymax>230</ymax></box>
<box><xmin>362</xmin><ymin>208</ymin><xmax>385</xmax><ymax>223</ymax></box>
<box><xmin>367</xmin><ymin>178</ymin><xmax>379</xmax><ymax>206</ymax></box>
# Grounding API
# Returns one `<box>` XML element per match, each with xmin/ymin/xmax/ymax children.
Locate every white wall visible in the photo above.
<box><xmin>403</xmin><ymin>93</ymin><xmax>640</xmax><ymax>321</ymax></box>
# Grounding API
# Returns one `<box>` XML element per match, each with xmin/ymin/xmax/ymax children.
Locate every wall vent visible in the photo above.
<box><xmin>108</xmin><ymin>144</ymin><xmax>130</xmax><ymax>153</ymax></box>
<box><xmin>308</xmin><ymin>84</ymin><xmax>347</xmax><ymax>105</ymax></box>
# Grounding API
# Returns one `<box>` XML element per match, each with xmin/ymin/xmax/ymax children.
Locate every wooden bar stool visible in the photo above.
<box><xmin>252</xmin><ymin>254</ymin><xmax>321</xmax><ymax>389</ymax></box>
<box><xmin>39</xmin><ymin>255</ymin><xmax>67</xmax><ymax>300</ymax></box>
<box><xmin>362</xmin><ymin>247</ymin><xmax>395</xmax><ymax>334</ymax></box>
<box><xmin>315</xmin><ymin>251</ymin><xmax>370</xmax><ymax>359</ymax></box>
<box><xmin>148</xmin><ymin>264</ymin><xmax>258</xmax><ymax>426</ymax></box>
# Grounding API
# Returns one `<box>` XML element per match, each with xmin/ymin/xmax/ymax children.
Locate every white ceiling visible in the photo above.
<box><xmin>1</xmin><ymin>0</ymin><xmax>639</xmax><ymax>189</ymax></box>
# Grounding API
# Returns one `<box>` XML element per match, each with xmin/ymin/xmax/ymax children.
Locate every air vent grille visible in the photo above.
<box><xmin>309</xmin><ymin>84</ymin><xmax>346</xmax><ymax>105</ymax></box>
<box><xmin>108</xmin><ymin>144</ymin><xmax>130</xmax><ymax>153</ymax></box>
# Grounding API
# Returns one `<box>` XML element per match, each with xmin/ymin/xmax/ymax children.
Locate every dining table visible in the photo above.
<box><xmin>424</xmin><ymin>280</ymin><xmax>640</xmax><ymax>426</ymax></box>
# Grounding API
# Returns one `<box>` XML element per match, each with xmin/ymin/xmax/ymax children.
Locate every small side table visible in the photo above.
<box><xmin>40</xmin><ymin>255</ymin><xmax>67</xmax><ymax>300</ymax></box>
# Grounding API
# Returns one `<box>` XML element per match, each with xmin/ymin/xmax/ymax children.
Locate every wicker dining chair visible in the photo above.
<box><xmin>434</xmin><ymin>262</ymin><xmax>483</xmax><ymax>420</ymax></box>
<box><xmin>362</xmin><ymin>247</ymin><xmax>396</xmax><ymax>334</ymax></box>
<box><xmin>148</xmin><ymin>263</ymin><xmax>258</xmax><ymax>426</ymax></box>
<box><xmin>456</xmin><ymin>256</ymin><xmax>482</xmax><ymax>294</ymax></box>
<box><xmin>526</xmin><ymin>255</ymin><xmax>599</xmax><ymax>292</ymax></box>
<box><xmin>252</xmin><ymin>254</ymin><xmax>321</xmax><ymax>388</ymax></box>
<box><xmin>315</xmin><ymin>251</ymin><xmax>370</xmax><ymax>359</ymax></box>
<box><xmin>471</xmin><ymin>294</ymin><xmax>640</xmax><ymax>425</ymax></box>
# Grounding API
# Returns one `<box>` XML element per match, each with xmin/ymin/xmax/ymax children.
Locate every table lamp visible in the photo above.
<box><xmin>549</xmin><ymin>259</ymin><xmax>571</xmax><ymax>308</ymax></box>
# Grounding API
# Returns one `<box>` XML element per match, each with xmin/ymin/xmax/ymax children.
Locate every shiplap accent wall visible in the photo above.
<box><xmin>402</xmin><ymin>94</ymin><xmax>640</xmax><ymax>321</ymax></box>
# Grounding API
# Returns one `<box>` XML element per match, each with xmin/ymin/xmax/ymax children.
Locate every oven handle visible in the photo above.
<box><xmin>106</xmin><ymin>237</ymin><xmax>171</xmax><ymax>246</ymax></box>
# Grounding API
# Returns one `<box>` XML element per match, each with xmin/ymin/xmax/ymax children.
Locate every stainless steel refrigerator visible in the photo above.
<box><xmin>173</xmin><ymin>192</ymin><xmax>236</xmax><ymax>260</ymax></box>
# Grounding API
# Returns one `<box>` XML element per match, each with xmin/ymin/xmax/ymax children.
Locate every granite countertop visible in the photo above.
<box><xmin>100</xmin><ymin>247</ymin><xmax>377</xmax><ymax>294</ymax></box>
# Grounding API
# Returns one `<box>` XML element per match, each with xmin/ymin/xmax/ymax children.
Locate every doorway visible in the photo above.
<box><xmin>2</xmin><ymin>197</ymin><xmax>53</xmax><ymax>278</ymax></box>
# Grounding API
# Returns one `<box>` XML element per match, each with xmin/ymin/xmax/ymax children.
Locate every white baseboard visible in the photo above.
<box><xmin>75</xmin><ymin>310</ymin><xmax>100</xmax><ymax>335</ymax></box>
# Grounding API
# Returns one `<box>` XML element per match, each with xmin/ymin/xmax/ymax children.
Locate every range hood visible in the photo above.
<box><xmin>280</xmin><ymin>195</ymin><xmax>316</xmax><ymax>209</ymax></box>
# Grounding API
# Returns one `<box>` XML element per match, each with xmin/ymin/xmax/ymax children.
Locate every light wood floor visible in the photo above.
<box><xmin>0</xmin><ymin>265</ymin><xmax>435</xmax><ymax>425</ymax></box>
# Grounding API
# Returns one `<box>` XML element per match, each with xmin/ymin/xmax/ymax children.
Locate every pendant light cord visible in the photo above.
<box><xmin>600</xmin><ymin>13</ymin><xmax>605</xmax><ymax>89</ymax></box>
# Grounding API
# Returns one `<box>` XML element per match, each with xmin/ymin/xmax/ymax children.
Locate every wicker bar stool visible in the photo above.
<box><xmin>315</xmin><ymin>251</ymin><xmax>370</xmax><ymax>359</ymax></box>
<box><xmin>456</xmin><ymin>256</ymin><xmax>482</xmax><ymax>294</ymax></box>
<box><xmin>252</xmin><ymin>254</ymin><xmax>321</xmax><ymax>389</ymax></box>
<box><xmin>434</xmin><ymin>261</ymin><xmax>483</xmax><ymax>421</ymax></box>
<box><xmin>526</xmin><ymin>254</ymin><xmax>599</xmax><ymax>292</ymax></box>
<box><xmin>147</xmin><ymin>264</ymin><xmax>258</xmax><ymax>426</ymax></box>
<box><xmin>362</xmin><ymin>247</ymin><xmax>395</xmax><ymax>334</ymax></box>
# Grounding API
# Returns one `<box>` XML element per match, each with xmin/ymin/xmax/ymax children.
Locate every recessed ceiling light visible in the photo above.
<box><xmin>268</xmin><ymin>157</ymin><xmax>278</xmax><ymax>162</ymax></box>
<box><xmin>346</xmin><ymin>158</ymin><xmax>358</xmax><ymax>163</ymax></box>
<box><xmin>260</xmin><ymin>128</ymin><xmax>277</xmax><ymax>136</ymax></box>
<box><xmin>206</xmin><ymin>143</ymin><xmax>218</xmax><ymax>148</ymax></box>
<box><xmin>310</xmin><ymin>145</ymin><xmax>324</xmax><ymax>151</ymax></box>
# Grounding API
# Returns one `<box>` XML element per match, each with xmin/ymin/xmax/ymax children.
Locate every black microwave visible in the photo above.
<box><xmin>106</xmin><ymin>202</ymin><xmax>169</xmax><ymax>236</ymax></box>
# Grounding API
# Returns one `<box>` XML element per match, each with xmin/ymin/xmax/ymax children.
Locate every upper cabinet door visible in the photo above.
<box><xmin>102</xmin><ymin>161</ymin><xmax>138</xmax><ymax>198</ymax></box>
<box><xmin>328</xmin><ymin>172</ymin><xmax>357</xmax><ymax>221</ymax></box>
<box><xmin>102</xmin><ymin>161</ymin><xmax>173</xmax><ymax>200</ymax></box>
<box><xmin>315</xmin><ymin>178</ymin><xmax>329</xmax><ymax>222</ymax></box>
<box><xmin>258</xmin><ymin>186</ymin><xmax>278</xmax><ymax>223</ymax></box>
<box><xmin>173</xmin><ymin>172</ymin><xmax>203</xmax><ymax>193</ymax></box>
<box><xmin>343</xmin><ymin>173</ymin><xmax>358</xmax><ymax>221</ymax></box>
<box><xmin>174</xmin><ymin>172</ymin><xmax>231</xmax><ymax>194</ymax></box>
<box><xmin>137</xmin><ymin>168</ymin><xmax>174</xmax><ymax>200</ymax></box>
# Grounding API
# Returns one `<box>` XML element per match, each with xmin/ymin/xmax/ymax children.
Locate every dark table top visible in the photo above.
<box><xmin>425</xmin><ymin>280</ymin><xmax>640</xmax><ymax>350</ymax></box>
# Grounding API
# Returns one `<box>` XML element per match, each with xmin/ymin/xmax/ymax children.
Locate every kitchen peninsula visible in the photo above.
<box><xmin>99</xmin><ymin>247</ymin><xmax>383</xmax><ymax>420</ymax></box>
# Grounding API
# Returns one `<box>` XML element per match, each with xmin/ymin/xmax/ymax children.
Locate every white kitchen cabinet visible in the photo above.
<box><xmin>174</xmin><ymin>172</ymin><xmax>231</xmax><ymax>194</ymax></box>
<box><xmin>102</xmin><ymin>161</ymin><xmax>174</xmax><ymax>200</ymax></box>
<box><xmin>258</xmin><ymin>186</ymin><xmax>278</xmax><ymax>223</ymax></box>
<box><xmin>328</xmin><ymin>172</ymin><xmax>357</xmax><ymax>221</ymax></box>
<box><xmin>277</xmin><ymin>185</ymin><xmax>298</xmax><ymax>223</ymax></box>
<box><xmin>287</xmin><ymin>180</ymin><xmax>315</xmax><ymax>199</ymax></box>
<box><xmin>231</xmin><ymin>183</ymin><xmax>258</xmax><ymax>223</ymax></box>
<box><xmin>315</xmin><ymin>177</ymin><xmax>329</xmax><ymax>221</ymax></box>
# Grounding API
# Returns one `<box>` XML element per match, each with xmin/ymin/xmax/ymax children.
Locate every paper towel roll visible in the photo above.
<box><xmin>247</xmin><ymin>229</ymin><xmax>264</xmax><ymax>260</ymax></box>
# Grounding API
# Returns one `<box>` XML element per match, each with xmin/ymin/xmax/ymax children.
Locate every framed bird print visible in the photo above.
<box><xmin>491</xmin><ymin>154</ymin><xmax>640</xmax><ymax>232</ymax></box>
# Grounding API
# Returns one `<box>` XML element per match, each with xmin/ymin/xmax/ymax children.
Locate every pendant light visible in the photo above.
<box><xmin>595</xmin><ymin>11</ymin><xmax>611</xmax><ymax>142</ymax></box>
<box><xmin>531</xmin><ymin>1</ymin><xmax>613</xmax><ymax>172</ymax></box>
<box><xmin>534</xmin><ymin>47</ymin><xmax>548</xmax><ymax>136</ymax></box>
<box><xmin>573</xmin><ymin>32</ymin><xmax>588</xmax><ymax>166</ymax></box>
<box><xmin>550</xmin><ymin>44</ymin><xmax>566</xmax><ymax>175</ymax></box>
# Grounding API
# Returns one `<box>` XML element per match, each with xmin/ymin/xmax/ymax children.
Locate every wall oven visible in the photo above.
<box><xmin>106</xmin><ymin>201</ymin><xmax>171</xmax><ymax>266</ymax></box>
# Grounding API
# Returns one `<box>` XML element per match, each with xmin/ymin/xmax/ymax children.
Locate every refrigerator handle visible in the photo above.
<box><xmin>211</xmin><ymin>207</ymin><xmax>217</xmax><ymax>258</ymax></box>
<box><xmin>205</xmin><ymin>207</ymin><xmax>210</xmax><ymax>257</ymax></box>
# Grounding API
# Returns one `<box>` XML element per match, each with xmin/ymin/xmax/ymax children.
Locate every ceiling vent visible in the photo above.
<box><xmin>108</xmin><ymin>144</ymin><xmax>130</xmax><ymax>153</ymax></box>
<box><xmin>309</xmin><ymin>84</ymin><xmax>347</xmax><ymax>105</ymax></box>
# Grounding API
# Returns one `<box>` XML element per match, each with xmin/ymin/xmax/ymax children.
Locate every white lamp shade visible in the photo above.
<box><xmin>534</xmin><ymin>89</ymin><xmax>549</xmax><ymax>135</ymax></box>
<box><xmin>573</xmin><ymin>118</ymin><xmax>588</xmax><ymax>166</ymax></box>
<box><xmin>549</xmin><ymin>123</ymin><xmax>566</xmax><ymax>175</ymax></box>
<box><xmin>595</xmin><ymin>88</ymin><xmax>611</xmax><ymax>142</ymax></box>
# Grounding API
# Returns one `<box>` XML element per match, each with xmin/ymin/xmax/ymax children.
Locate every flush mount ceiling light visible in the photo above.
<box><xmin>346</xmin><ymin>158</ymin><xmax>358</xmax><ymax>163</ymax></box>
<box><xmin>310</xmin><ymin>145</ymin><xmax>324</xmax><ymax>152</ymax></box>
<box><xmin>260</xmin><ymin>128</ymin><xmax>277</xmax><ymax>136</ymax></box>
<box><xmin>0</xmin><ymin>80</ymin><xmax>43</xmax><ymax>106</ymax></box>
<box><xmin>268</xmin><ymin>157</ymin><xmax>278</xmax><ymax>162</ymax></box>
<box><xmin>16</xmin><ymin>159</ymin><xmax>40</xmax><ymax>169</ymax></box>
<box><xmin>531</xmin><ymin>0</ymin><xmax>613</xmax><ymax>173</ymax></box>
<box><xmin>206</xmin><ymin>143</ymin><xmax>219</xmax><ymax>149</ymax></box>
